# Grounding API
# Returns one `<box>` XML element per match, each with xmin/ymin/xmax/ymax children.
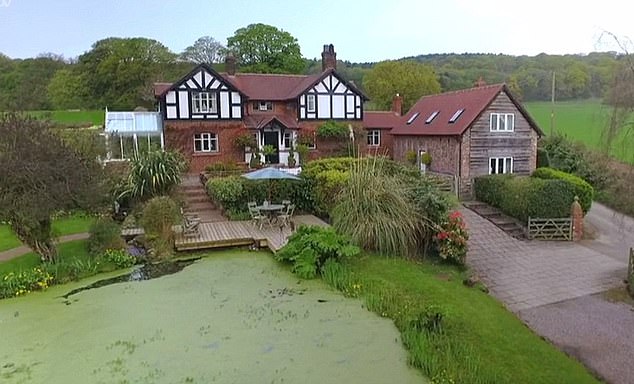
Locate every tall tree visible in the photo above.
<box><xmin>180</xmin><ymin>36</ymin><xmax>225</xmax><ymax>64</ymax></box>
<box><xmin>226</xmin><ymin>23</ymin><xmax>305</xmax><ymax>74</ymax></box>
<box><xmin>0</xmin><ymin>113</ymin><xmax>103</xmax><ymax>262</ymax></box>
<box><xmin>77</xmin><ymin>37</ymin><xmax>176</xmax><ymax>109</ymax></box>
<box><xmin>363</xmin><ymin>60</ymin><xmax>441</xmax><ymax>112</ymax></box>
<box><xmin>47</xmin><ymin>68</ymin><xmax>90</xmax><ymax>109</ymax></box>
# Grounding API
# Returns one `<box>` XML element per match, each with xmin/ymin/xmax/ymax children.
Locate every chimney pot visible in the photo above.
<box><xmin>321</xmin><ymin>44</ymin><xmax>337</xmax><ymax>71</ymax></box>
<box><xmin>391</xmin><ymin>94</ymin><xmax>403</xmax><ymax>116</ymax></box>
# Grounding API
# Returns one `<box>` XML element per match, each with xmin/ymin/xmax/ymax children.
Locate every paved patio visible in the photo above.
<box><xmin>461</xmin><ymin>207</ymin><xmax>625</xmax><ymax>312</ymax></box>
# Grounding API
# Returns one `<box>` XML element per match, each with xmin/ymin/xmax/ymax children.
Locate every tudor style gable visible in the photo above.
<box><xmin>160</xmin><ymin>64</ymin><xmax>242</xmax><ymax>121</ymax></box>
<box><xmin>298</xmin><ymin>71</ymin><xmax>365</xmax><ymax>120</ymax></box>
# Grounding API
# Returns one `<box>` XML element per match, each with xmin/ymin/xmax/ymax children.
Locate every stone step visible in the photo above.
<box><xmin>184</xmin><ymin>195</ymin><xmax>210</xmax><ymax>204</ymax></box>
<box><xmin>490</xmin><ymin>217</ymin><xmax>517</xmax><ymax>226</ymax></box>
<box><xmin>185</xmin><ymin>201</ymin><xmax>217</xmax><ymax>212</ymax></box>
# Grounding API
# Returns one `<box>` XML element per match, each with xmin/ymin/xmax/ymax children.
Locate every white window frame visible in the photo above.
<box><xmin>306</xmin><ymin>94</ymin><xmax>316</xmax><ymax>113</ymax></box>
<box><xmin>489</xmin><ymin>157</ymin><xmax>513</xmax><ymax>174</ymax></box>
<box><xmin>282</xmin><ymin>132</ymin><xmax>293</xmax><ymax>149</ymax></box>
<box><xmin>193</xmin><ymin>132</ymin><xmax>218</xmax><ymax>153</ymax></box>
<box><xmin>490</xmin><ymin>113</ymin><xmax>515</xmax><ymax>132</ymax></box>
<box><xmin>258</xmin><ymin>101</ymin><xmax>273</xmax><ymax>111</ymax></box>
<box><xmin>367</xmin><ymin>130</ymin><xmax>380</xmax><ymax>146</ymax></box>
<box><xmin>192</xmin><ymin>92</ymin><xmax>217</xmax><ymax>114</ymax></box>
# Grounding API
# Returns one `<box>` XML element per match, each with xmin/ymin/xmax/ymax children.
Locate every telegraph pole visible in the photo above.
<box><xmin>550</xmin><ymin>71</ymin><xmax>555</xmax><ymax>135</ymax></box>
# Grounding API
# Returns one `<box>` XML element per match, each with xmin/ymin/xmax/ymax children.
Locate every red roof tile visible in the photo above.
<box><xmin>223</xmin><ymin>73</ymin><xmax>321</xmax><ymax>101</ymax></box>
<box><xmin>363</xmin><ymin>111</ymin><xmax>400</xmax><ymax>129</ymax></box>
<box><xmin>391</xmin><ymin>84</ymin><xmax>506</xmax><ymax>136</ymax></box>
<box><xmin>243</xmin><ymin>114</ymin><xmax>299</xmax><ymax>129</ymax></box>
<box><xmin>153</xmin><ymin>82</ymin><xmax>172</xmax><ymax>97</ymax></box>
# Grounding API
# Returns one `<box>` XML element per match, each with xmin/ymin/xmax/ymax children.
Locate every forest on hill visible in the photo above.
<box><xmin>0</xmin><ymin>34</ymin><xmax>627</xmax><ymax>111</ymax></box>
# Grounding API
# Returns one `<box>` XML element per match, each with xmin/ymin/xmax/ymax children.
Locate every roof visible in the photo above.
<box><xmin>243</xmin><ymin>114</ymin><xmax>299</xmax><ymax>129</ymax></box>
<box><xmin>391</xmin><ymin>83</ymin><xmax>543</xmax><ymax>136</ymax></box>
<box><xmin>363</xmin><ymin>111</ymin><xmax>400</xmax><ymax>129</ymax></box>
<box><xmin>153</xmin><ymin>65</ymin><xmax>368</xmax><ymax>102</ymax></box>
<box><xmin>223</xmin><ymin>73</ymin><xmax>321</xmax><ymax>101</ymax></box>
<box><xmin>105</xmin><ymin>111</ymin><xmax>162</xmax><ymax>135</ymax></box>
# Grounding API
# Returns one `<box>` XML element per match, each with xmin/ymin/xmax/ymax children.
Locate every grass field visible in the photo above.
<box><xmin>525</xmin><ymin>99</ymin><xmax>634</xmax><ymax>164</ymax></box>
<box><xmin>336</xmin><ymin>255</ymin><xmax>598</xmax><ymax>383</ymax></box>
<box><xmin>0</xmin><ymin>214</ymin><xmax>95</xmax><ymax>252</ymax></box>
<box><xmin>29</xmin><ymin>110</ymin><xmax>104</xmax><ymax>126</ymax></box>
<box><xmin>0</xmin><ymin>240</ymin><xmax>89</xmax><ymax>276</ymax></box>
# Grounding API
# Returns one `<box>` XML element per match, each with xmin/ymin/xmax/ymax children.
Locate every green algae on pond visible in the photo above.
<box><xmin>0</xmin><ymin>251</ymin><xmax>425</xmax><ymax>384</ymax></box>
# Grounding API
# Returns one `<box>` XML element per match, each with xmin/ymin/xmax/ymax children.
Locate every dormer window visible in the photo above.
<box><xmin>307</xmin><ymin>94</ymin><xmax>316</xmax><ymax>112</ymax></box>
<box><xmin>257</xmin><ymin>101</ymin><xmax>273</xmax><ymax>111</ymax></box>
<box><xmin>192</xmin><ymin>92</ymin><xmax>217</xmax><ymax>114</ymax></box>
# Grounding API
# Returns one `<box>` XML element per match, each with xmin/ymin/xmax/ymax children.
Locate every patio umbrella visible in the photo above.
<box><xmin>241</xmin><ymin>167</ymin><xmax>301</xmax><ymax>202</ymax></box>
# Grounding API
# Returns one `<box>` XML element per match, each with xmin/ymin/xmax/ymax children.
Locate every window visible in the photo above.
<box><xmin>490</xmin><ymin>113</ymin><xmax>515</xmax><ymax>132</ymax></box>
<box><xmin>425</xmin><ymin>111</ymin><xmax>439</xmax><ymax>124</ymax></box>
<box><xmin>257</xmin><ymin>101</ymin><xmax>273</xmax><ymax>111</ymax></box>
<box><xmin>306</xmin><ymin>94</ymin><xmax>316</xmax><ymax>112</ymax></box>
<box><xmin>193</xmin><ymin>133</ymin><xmax>218</xmax><ymax>153</ymax></box>
<box><xmin>367</xmin><ymin>130</ymin><xmax>380</xmax><ymax>146</ymax></box>
<box><xmin>406</xmin><ymin>112</ymin><xmax>420</xmax><ymax>125</ymax></box>
<box><xmin>192</xmin><ymin>92</ymin><xmax>217</xmax><ymax>114</ymax></box>
<box><xmin>449</xmin><ymin>109</ymin><xmax>465</xmax><ymax>123</ymax></box>
<box><xmin>283</xmin><ymin>132</ymin><xmax>292</xmax><ymax>149</ymax></box>
<box><xmin>489</xmin><ymin>157</ymin><xmax>513</xmax><ymax>174</ymax></box>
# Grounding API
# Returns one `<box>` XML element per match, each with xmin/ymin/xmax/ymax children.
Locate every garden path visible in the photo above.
<box><xmin>462</xmin><ymin>204</ymin><xmax>634</xmax><ymax>384</ymax></box>
<box><xmin>0</xmin><ymin>232</ymin><xmax>89</xmax><ymax>262</ymax></box>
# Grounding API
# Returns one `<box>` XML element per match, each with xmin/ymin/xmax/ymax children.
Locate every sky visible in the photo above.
<box><xmin>0</xmin><ymin>0</ymin><xmax>632</xmax><ymax>62</ymax></box>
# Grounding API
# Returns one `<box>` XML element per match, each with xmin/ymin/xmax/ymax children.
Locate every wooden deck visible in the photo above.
<box><xmin>174</xmin><ymin>215</ymin><xmax>328</xmax><ymax>252</ymax></box>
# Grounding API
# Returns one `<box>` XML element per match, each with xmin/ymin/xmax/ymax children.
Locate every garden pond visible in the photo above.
<box><xmin>0</xmin><ymin>251</ymin><xmax>425</xmax><ymax>383</ymax></box>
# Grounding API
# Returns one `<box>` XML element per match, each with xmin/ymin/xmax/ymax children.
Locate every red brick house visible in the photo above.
<box><xmin>152</xmin><ymin>44</ymin><xmax>374</xmax><ymax>172</ymax></box>
<box><xmin>390</xmin><ymin>84</ymin><xmax>543</xmax><ymax>197</ymax></box>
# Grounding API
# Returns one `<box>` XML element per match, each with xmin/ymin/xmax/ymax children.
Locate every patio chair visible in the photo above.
<box><xmin>281</xmin><ymin>199</ymin><xmax>291</xmax><ymax>208</ymax></box>
<box><xmin>277</xmin><ymin>204</ymin><xmax>296</xmax><ymax>228</ymax></box>
<box><xmin>180</xmin><ymin>209</ymin><xmax>201</xmax><ymax>237</ymax></box>
<box><xmin>248</xmin><ymin>204</ymin><xmax>271</xmax><ymax>229</ymax></box>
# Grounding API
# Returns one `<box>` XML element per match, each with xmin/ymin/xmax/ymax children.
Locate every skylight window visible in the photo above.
<box><xmin>406</xmin><ymin>112</ymin><xmax>420</xmax><ymax>125</ymax></box>
<box><xmin>425</xmin><ymin>111</ymin><xmax>439</xmax><ymax>124</ymax></box>
<box><xmin>449</xmin><ymin>109</ymin><xmax>465</xmax><ymax>123</ymax></box>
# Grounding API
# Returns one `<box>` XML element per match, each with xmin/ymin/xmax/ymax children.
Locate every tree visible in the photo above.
<box><xmin>0</xmin><ymin>113</ymin><xmax>102</xmax><ymax>262</ymax></box>
<box><xmin>180</xmin><ymin>36</ymin><xmax>225</xmax><ymax>64</ymax></box>
<box><xmin>77</xmin><ymin>37</ymin><xmax>177</xmax><ymax>109</ymax></box>
<box><xmin>47</xmin><ymin>68</ymin><xmax>90</xmax><ymax>109</ymax></box>
<box><xmin>226</xmin><ymin>23</ymin><xmax>305</xmax><ymax>74</ymax></box>
<box><xmin>363</xmin><ymin>60</ymin><xmax>441</xmax><ymax>112</ymax></box>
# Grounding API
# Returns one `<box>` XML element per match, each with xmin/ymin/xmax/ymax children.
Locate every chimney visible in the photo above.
<box><xmin>225</xmin><ymin>54</ymin><xmax>236</xmax><ymax>76</ymax></box>
<box><xmin>321</xmin><ymin>44</ymin><xmax>337</xmax><ymax>71</ymax></box>
<box><xmin>391</xmin><ymin>93</ymin><xmax>403</xmax><ymax>116</ymax></box>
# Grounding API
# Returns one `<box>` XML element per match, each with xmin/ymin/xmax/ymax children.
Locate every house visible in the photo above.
<box><xmin>361</xmin><ymin>94</ymin><xmax>402</xmax><ymax>156</ymax></box>
<box><xmin>390</xmin><ymin>83</ymin><xmax>543</xmax><ymax>197</ymax></box>
<box><xmin>150</xmin><ymin>44</ymin><xmax>370</xmax><ymax>172</ymax></box>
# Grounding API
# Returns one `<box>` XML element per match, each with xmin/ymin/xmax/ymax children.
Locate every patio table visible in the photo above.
<box><xmin>256</xmin><ymin>204</ymin><xmax>285</xmax><ymax>224</ymax></box>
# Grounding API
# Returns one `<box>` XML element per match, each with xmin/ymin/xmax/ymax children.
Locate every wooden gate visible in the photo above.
<box><xmin>527</xmin><ymin>217</ymin><xmax>573</xmax><ymax>241</ymax></box>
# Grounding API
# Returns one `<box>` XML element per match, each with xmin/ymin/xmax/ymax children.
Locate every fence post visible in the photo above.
<box><xmin>570</xmin><ymin>196</ymin><xmax>583</xmax><ymax>241</ymax></box>
<box><xmin>628</xmin><ymin>248</ymin><xmax>634</xmax><ymax>297</ymax></box>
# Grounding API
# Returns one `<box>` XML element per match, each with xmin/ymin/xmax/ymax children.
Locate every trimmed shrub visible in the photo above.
<box><xmin>536</xmin><ymin>147</ymin><xmax>550</xmax><ymax>168</ymax></box>
<box><xmin>474</xmin><ymin>175</ymin><xmax>577</xmax><ymax>222</ymax></box>
<box><xmin>206</xmin><ymin>176</ymin><xmax>244</xmax><ymax>211</ymax></box>
<box><xmin>316</xmin><ymin>120</ymin><xmax>348</xmax><ymax>138</ymax></box>
<box><xmin>88</xmin><ymin>218</ymin><xmax>125</xmax><ymax>256</ymax></box>
<box><xmin>313</xmin><ymin>169</ymin><xmax>349</xmax><ymax>216</ymax></box>
<box><xmin>532</xmin><ymin>167</ymin><xmax>594</xmax><ymax>213</ymax></box>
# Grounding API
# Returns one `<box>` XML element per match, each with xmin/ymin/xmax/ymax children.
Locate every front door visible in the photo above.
<box><xmin>262</xmin><ymin>131</ymin><xmax>279</xmax><ymax>164</ymax></box>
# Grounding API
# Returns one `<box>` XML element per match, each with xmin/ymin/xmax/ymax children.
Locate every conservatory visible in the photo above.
<box><xmin>104</xmin><ymin>109</ymin><xmax>164</xmax><ymax>161</ymax></box>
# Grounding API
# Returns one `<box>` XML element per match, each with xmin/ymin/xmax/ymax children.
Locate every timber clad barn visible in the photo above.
<box><xmin>390</xmin><ymin>84</ymin><xmax>543</xmax><ymax>197</ymax></box>
<box><xmin>152</xmin><ymin>44</ymin><xmax>375</xmax><ymax>172</ymax></box>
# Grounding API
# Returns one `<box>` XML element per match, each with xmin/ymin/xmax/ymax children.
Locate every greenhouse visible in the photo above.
<box><xmin>104</xmin><ymin>110</ymin><xmax>164</xmax><ymax>161</ymax></box>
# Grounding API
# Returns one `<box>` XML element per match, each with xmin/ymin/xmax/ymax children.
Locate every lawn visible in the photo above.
<box><xmin>0</xmin><ymin>214</ymin><xmax>95</xmax><ymax>252</ymax></box>
<box><xmin>28</xmin><ymin>110</ymin><xmax>104</xmax><ymax>126</ymax></box>
<box><xmin>0</xmin><ymin>239</ymin><xmax>89</xmax><ymax>276</ymax></box>
<box><xmin>339</xmin><ymin>255</ymin><xmax>598</xmax><ymax>383</ymax></box>
<box><xmin>525</xmin><ymin>99</ymin><xmax>634</xmax><ymax>164</ymax></box>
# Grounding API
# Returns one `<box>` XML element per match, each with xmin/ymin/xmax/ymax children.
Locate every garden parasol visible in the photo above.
<box><xmin>241</xmin><ymin>166</ymin><xmax>301</xmax><ymax>202</ymax></box>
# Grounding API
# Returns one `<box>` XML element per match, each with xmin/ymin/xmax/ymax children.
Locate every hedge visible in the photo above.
<box><xmin>532</xmin><ymin>167</ymin><xmax>594</xmax><ymax>213</ymax></box>
<box><xmin>474</xmin><ymin>174</ymin><xmax>577</xmax><ymax>223</ymax></box>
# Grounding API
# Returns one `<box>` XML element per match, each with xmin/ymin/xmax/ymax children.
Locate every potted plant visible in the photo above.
<box><xmin>262</xmin><ymin>144</ymin><xmax>277</xmax><ymax>165</ymax></box>
<box><xmin>249</xmin><ymin>149</ymin><xmax>262</xmax><ymax>169</ymax></box>
<box><xmin>287</xmin><ymin>141</ymin><xmax>297</xmax><ymax>168</ymax></box>
<box><xmin>421</xmin><ymin>152</ymin><xmax>432</xmax><ymax>166</ymax></box>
